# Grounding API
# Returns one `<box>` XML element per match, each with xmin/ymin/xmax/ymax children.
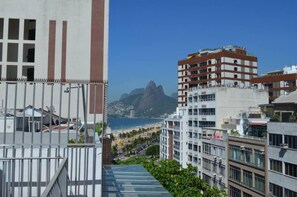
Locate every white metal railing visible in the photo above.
<box><xmin>0</xmin><ymin>80</ymin><xmax>107</xmax><ymax>197</ymax></box>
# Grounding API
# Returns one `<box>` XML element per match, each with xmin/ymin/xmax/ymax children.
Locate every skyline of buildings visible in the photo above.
<box><xmin>161</xmin><ymin>45</ymin><xmax>297</xmax><ymax>196</ymax></box>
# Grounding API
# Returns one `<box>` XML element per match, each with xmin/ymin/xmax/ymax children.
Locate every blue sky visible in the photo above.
<box><xmin>108</xmin><ymin>0</ymin><xmax>297</xmax><ymax>101</ymax></box>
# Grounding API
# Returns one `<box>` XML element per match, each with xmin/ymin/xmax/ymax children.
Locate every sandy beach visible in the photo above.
<box><xmin>112</xmin><ymin>123</ymin><xmax>162</xmax><ymax>147</ymax></box>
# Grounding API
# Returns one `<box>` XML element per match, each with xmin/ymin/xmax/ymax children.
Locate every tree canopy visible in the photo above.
<box><xmin>117</xmin><ymin>157</ymin><xmax>226</xmax><ymax>197</ymax></box>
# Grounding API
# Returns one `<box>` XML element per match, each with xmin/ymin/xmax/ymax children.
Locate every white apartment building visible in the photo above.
<box><xmin>268</xmin><ymin>122</ymin><xmax>297</xmax><ymax>197</ymax></box>
<box><xmin>201</xmin><ymin>128</ymin><xmax>228</xmax><ymax>192</ymax></box>
<box><xmin>160</xmin><ymin>86</ymin><xmax>268</xmax><ymax>190</ymax></box>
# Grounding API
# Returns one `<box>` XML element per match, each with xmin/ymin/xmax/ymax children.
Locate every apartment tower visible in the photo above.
<box><xmin>178</xmin><ymin>46</ymin><xmax>258</xmax><ymax>107</ymax></box>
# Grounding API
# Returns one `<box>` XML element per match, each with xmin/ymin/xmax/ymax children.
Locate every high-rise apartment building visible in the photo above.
<box><xmin>178</xmin><ymin>46</ymin><xmax>258</xmax><ymax>107</ymax></box>
<box><xmin>252</xmin><ymin>65</ymin><xmax>297</xmax><ymax>103</ymax></box>
<box><xmin>0</xmin><ymin>0</ymin><xmax>109</xmax><ymax>196</ymax></box>
<box><xmin>161</xmin><ymin>46</ymin><xmax>269</xmax><ymax>196</ymax></box>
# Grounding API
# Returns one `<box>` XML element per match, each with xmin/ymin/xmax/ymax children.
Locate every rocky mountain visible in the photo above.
<box><xmin>108</xmin><ymin>81</ymin><xmax>177</xmax><ymax>118</ymax></box>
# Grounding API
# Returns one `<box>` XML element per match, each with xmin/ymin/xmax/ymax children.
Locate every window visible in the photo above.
<box><xmin>243</xmin><ymin>192</ymin><xmax>252</xmax><ymax>197</ymax></box>
<box><xmin>270</xmin><ymin>159</ymin><xmax>282</xmax><ymax>173</ymax></box>
<box><xmin>234</xmin><ymin>60</ymin><xmax>238</xmax><ymax>64</ymax></box>
<box><xmin>269</xmin><ymin>183</ymin><xmax>283</xmax><ymax>197</ymax></box>
<box><xmin>234</xmin><ymin>67</ymin><xmax>238</xmax><ymax>71</ymax></box>
<box><xmin>285</xmin><ymin>188</ymin><xmax>297</xmax><ymax>197</ymax></box>
<box><xmin>230</xmin><ymin>165</ymin><xmax>241</xmax><ymax>182</ymax></box>
<box><xmin>202</xmin><ymin>158</ymin><xmax>211</xmax><ymax>171</ymax></box>
<box><xmin>202</xmin><ymin>143</ymin><xmax>211</xmax><ymax>155</ymax></box>
<box><xmin>22</xmin><ymin>66</ymin><xmax>34</xmax><ymax>81</ymax></box>
<box><xmin>285</xmin><ymin>135</ymin><xmax>297</xmax><ymax>149</ymax></box>
<box><xmin>193</xmin><ymin>145</ymin><xmax>197</xmax><ymax>151</ymax></box>
<box><xmin>242</xmin><ymin>170</ymin><xmax>252</xmax><ymax>187</ymax></box>
<box><xmin>203</xmin><ymin>173</ymin><xmax>211</xmax><ymax>185</ymax></box>
<box><xmin>269</xmin><ymin>133</ymin><xmax>282</xmax><ymax>146</ymax></box>
<box><xmin>0</xmin><ymin>65</ymin><xmax>2</xmax><ymax>80</ymax></box>
<box><xmin>0</xmin><ymin>42</ymin><xmax>2</xmax><ymax>62</ymax></box>
<box><xmin>7</xmin><ymin>43</ymin><xmax>18</xmax><ymax>62</ymax></box>
<box><xmin>188</xmin><ymin>143</ymin><xmax>192</xmax><ymax>150</ymax></box>
<box><xmin>8</xmin><ymin>19</ymin><xmax>19</xmax><ymax>40</ymax></box>
<box><xmin>6</xmin><ymin>65</ymin><xmax>17</xmax><ymax>81</ymax></box>
<box><xmin>198</xmin><ymin>94</ymin><xmax>215</xmax><ymax>101</ymax></box>
<box><xmin>285</xmin><ymin>162</ymin><xmax>297</xmax><ymax>178</ymax></box>
<box><xmin>23</xmin><ymin>44</ymin><xmax>35</xmax><ymax>62</ymax></box>
<box><xmin>24</xmin><ymin>19</ymin><xmax>36</xmax><ymax>40</ymax></box>
<box><xmin>229</xmin><ymin>186</ymin><xmax>241</xmax><ymax>197</ymax></box>
<box><xmin>199</xmin><ymin>108</ymin><xmax>215</xmax><ymax>115</ymax></box>
<box><xmin>234</xmin><ymin>74</ymin><xmax>238</xmax><ymax>78</ymax></box>
<box><xmin>0</xmin><ymin>18</ymin><xmax>3</xmax><ymax>39</ymax></box>
<box><xmin>244</xmin><ymin>148</ymin><xmax>252</xmax><ymax>164</ymax></box>
<box><xmin>255</xmin><ymin>174</ymin><xmax>265</xmax><ymax>193</ymax></box>
<box><xmin>199</xmin><ymin>121</ymin><xmax>215</xmax><ymax>128</ymax></box>
<box><xmin>230</xmin><ymin>145</ymin><xmax>241</xmax><ymax>161</ymax></box>
<box><xmin>254</xmin><ymin>149</ymin><xmax>265</xmax><ymax>168</ymax></box>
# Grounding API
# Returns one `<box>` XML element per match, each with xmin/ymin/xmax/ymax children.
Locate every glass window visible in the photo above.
<box><xmin>270</xmin><ymin>159</ymin><xmax>282</xmax><ymax>173</ymax></box>
<box><xmin>230</xmin><ymin>145</ymin><xmax>241</xmax><ymax>161</ymax></box>
<box><xmin>7</xmin><ymin>43</ymin><xmax>18</xmax><ymax>62</ymax></box>
<box><xmin>6</xmin><ymin>65</ymin><xmax>17</xmax><ymax>81</ymax></box>
<box><xmin>269</xmin><ymin>183</ymin><xmax>283</xmax><ymax>197</ymax></box>
<box><xmin>285</xmin><ymin>188</ymin><xmax>297</xmax><ymax>197</ymax></box>
<box><xmin>254</xmin><ymin>149</ymin><xmax>265</xmax><ymax>168</ymax></box>
<box><xmin>0</xmin><ymin>42</ymin><xmax>2</xmax><ymax>62</ymax></box>
<box><xmin>269</xmin><ymin>133</ymin><xmax>282</xmax><ymax>146</ymax></box>
<box><xmin>285</xmin><ymin>162</ymin><xmax>297</xmax><ymax>178</ymax></box>
<box><xmin>255</xmin><ymin>174</ymin><xmax>265</xmax><ymax>193</ymax></box>
<box><xmin>199</xmin><ymin>121</ymin><xmax>215</xmax><ymax>128</ymax></box>
<box><xmin>8</xmin><ymin>19</ymin><xmax>19</xmax><ymax>39</ymax></box>
<box><xmin>202</xmin><ymin>143</ymin><xmax>211</xmax><ymax>155</ymax></box>
<box><xmin>23</xmin><ymin>44</ymin><xmax>35</xmax><ymax>62</ymax></box>
<box><xmin>285</xmin><ymin>135</ymin><xmax>297</xmax><ymax>149</ymax></box>
<box><xmin>243</xmin><ymin>192</ymin><xmax>252</xmax><ymax>197</ymax></box>
<box><xmin>202</xmin><ymin>158</ymin><xmax>211</xmax><ymax>171</ymax></box>
<box><xmin>24</xmin><ymin>19</ymin><xmax>36</xmax><ymax>40</ymax></box>
<box><xmin>0</xmin><ymin>18</ymin><xmax>3</xmax><ymax>39</ymax></box>
<box><xmin>230</xmin><ymin>165</ymin><xmax>241</xmax><ymax>182</ymax></box>
<box><xmin>243</xmin><ymin>170</ymin><xmax>252</xmax><ymax>187</ymax></box>
<box><xmin>244</xmin><ymin>148</ymin><xmax>252</xmax><ymax>164</ymax></box>
<box><xmin>230</xmin><ymin>186</ymin><xmax>241</xmax><ymax>197</ymax></box>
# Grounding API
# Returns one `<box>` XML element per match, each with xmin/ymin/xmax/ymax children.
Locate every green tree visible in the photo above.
<box><xmin>145</xmin><ymin>145</ymin><xmax>160</xmax><ymax>157</ymax></box>
<box><xmin>117</xmin><ymin>157</ymin><xmax>225</xmax><ymax>197</ymax></box>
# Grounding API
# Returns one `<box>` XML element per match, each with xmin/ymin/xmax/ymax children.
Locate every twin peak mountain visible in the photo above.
<box><xmin>108</xmin><ymin>81</ymin><xmax>177</xmax><ymax>118</ymax></box>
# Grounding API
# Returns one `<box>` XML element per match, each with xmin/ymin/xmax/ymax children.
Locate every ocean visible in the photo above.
<box><xmin>108</xmin><ymin>117</ymin><xmax>163</xmax><ymax>131</ymax></box>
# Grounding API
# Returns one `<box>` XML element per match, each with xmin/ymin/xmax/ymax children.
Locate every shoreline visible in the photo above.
<box><xmin>112</xmin><ymin>122</ymin><xmax>162</xmax><ymax>138</ymax></box>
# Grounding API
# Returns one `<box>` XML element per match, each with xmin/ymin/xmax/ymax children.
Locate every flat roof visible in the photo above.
<box><xmin>102</xmin><ymin>165</ymin><xmax>171</xmax><ymax>197</ymax></box>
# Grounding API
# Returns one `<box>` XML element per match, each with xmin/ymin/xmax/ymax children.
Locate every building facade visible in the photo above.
<box><xmin>0</xmin><ymin>0</ymin><xmax>109</xmax><ymax>119</ymax></box>
<box><xmin>178</xmin><ymin>46</ymin><xmax>258</xmax><ymax>107</ymax></box>
<box><xmin>0</xmin><ymin>0</ymin><xmax>109</xmax><ymax>196</ymax></box>
<box><xmin>201</xmin><ymin>128</ymin><xmax>228</xmax><ymax>192</ymax></box>
<box><xmin>268</xmin><ymin>122</ymin><xmax>297</xmax><ymax>197</ymax></box>
<box><xmin>252</xmin><ymin>65</ymin><xmax>297</xmax><ymax>103</ymax></box>
<box><xmin>228</xmin><ymin>135</ymin><xmax>267</xmax><ymax>197</ymax></box>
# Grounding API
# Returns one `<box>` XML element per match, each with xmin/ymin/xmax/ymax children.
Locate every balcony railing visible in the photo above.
<box><xmin>0</xmin><ymin>80</ymin><xmax>107</xmax><ymax>197</ymax></box>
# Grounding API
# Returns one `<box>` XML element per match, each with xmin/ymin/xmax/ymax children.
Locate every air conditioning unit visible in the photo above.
<box><xmin>240</xmin><ymin>146</ymin><xmax>245</xmax><ymax>151</ymax></box>
<box><xmin>281</xmin><ymin>143</ymin><xmax>289</xmax><ymax>149</ymax></box>
<box><xmin>219</xmin><ymin>176</ymin><xmax>222</xmax><ymax>181</ymax></box>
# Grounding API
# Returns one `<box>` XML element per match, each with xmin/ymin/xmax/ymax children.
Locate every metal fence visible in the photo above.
<box><xmin>0</xmin><ymin>80</ymin><xmax>107</xmax><ymax>197</ymax></box>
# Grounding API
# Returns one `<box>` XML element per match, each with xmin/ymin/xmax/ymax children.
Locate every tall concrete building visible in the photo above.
<box><xmin>0</xmin><ymin>0</ymin><xmax>109</xmax><ymax>196</ymax></box>
<box><xmin>178</xmin><ymin>46</ymin><xmax>258</xmax><ymax>107</ymax></box>
<box><xmin>0</xmin><ymin>0</ymin><xmax>109</xmax><ymax>120</ymax></box>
